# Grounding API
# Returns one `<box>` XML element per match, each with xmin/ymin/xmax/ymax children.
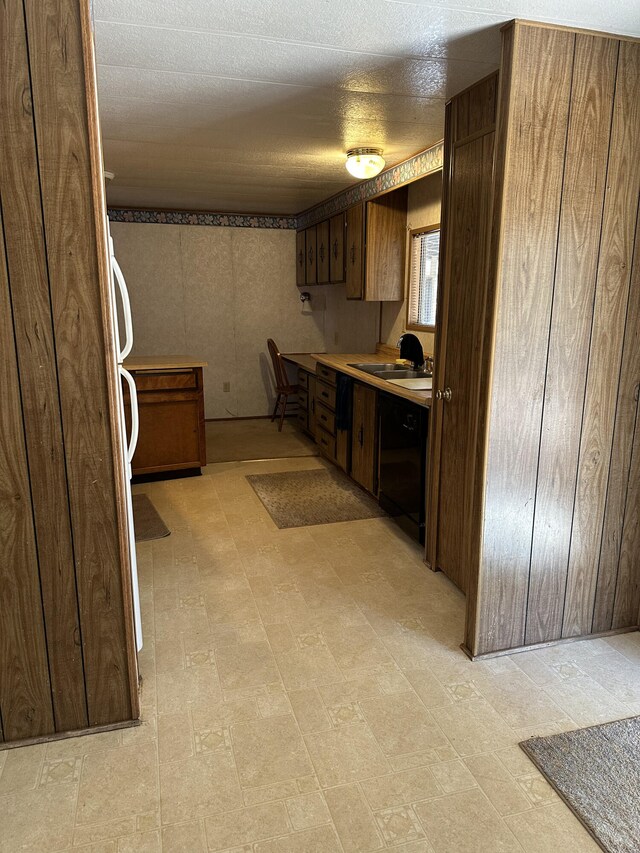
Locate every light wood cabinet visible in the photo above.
<box><xmin>295</xmin><ymin>230</ymin><xmax>306</xmax><ymax>286</ymax></box>
<box><xmin>351</xmin><ymin>383</ymin><xmax>378</xmax><ymax>494</ymax></box>
<box><xmin>316</xmin><ymin>219</ymin><xmax>330</xmax><ymax>283</ymax></box>
<box><xmin>296</xmin><ymin>368</ymin><xmax>316</xmax><ymax>437</ymax></box>
<box><xmin>124</xmin><ymin>367</ymin><xmax>206</xmax><ymax>476</ymax></box>
<box><xmin>329</xmin><ymin>213</ymin><xmax>346</xmax><ymax>283</ymax></box>
<box><xmin>345</xmin><ymin>190</ymin><xmax>408</xmax><ymax>301</ymax></box>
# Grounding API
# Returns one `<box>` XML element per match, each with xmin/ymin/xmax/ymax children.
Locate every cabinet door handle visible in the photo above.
<box><xmin>298</xmin><ymin>250</ymin><xmax>304</xmax><ymax>267</ymax></box>
<box><xmin>333</xmin><ymin>239</ymin><xmax>339</xmax><ymax>259</ymax></box>
<box><xmin>358</xmin><ymin>426</ymin><xmax>364</xmax><ymax>447</ymax></box>
<box><xmin>350</xmin><ymin>243</ymin><xmax>357</xmax><ymax>265</ymax></box>
<box><xmin>319</xmin><ymin>244</ymin><xmax>325</xmax><ymax>263</ymax></box>
<box><xmin>308</xmin><ymin>246</ymin><xmax>314</xmax><ymax>264</ymax></box>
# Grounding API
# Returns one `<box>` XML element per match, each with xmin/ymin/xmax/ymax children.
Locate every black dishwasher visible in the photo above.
<box><xmin>378</xmin><ymin>393</ymin><xmax>428</xmax><ymax>544</ymax></box>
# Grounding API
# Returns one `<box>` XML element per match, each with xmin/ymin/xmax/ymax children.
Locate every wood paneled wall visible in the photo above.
<box><xmin>0</xmin><ymin>0</ymin><xmax>138</xmax><ymax>743</ymax></box>
<box><xmin>469</xmin><ymin>23</ymin><xmax>640</xmax><ymax>656</ymax></box>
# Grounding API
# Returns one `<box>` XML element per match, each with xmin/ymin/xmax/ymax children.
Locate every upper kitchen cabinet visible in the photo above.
<box><xmin>329</xmin><ymin>213</ymin><xmax>345</xmax><ymax>283</ymax></box>
<box><xmin>316</xmin><ymin>219</ymin><xmax>330</xmax><ymax>284</ymax></box>
<box><xmin>345</xmin><ymin>188</ymin><xmax>409</xmax><ymax>301</ymax></box>
<box><xmin>295</xmin><ymin>230</ymin><xmax>306</xmax><ymax>286</ymax></box>
<box><xmin>305</xmin><ymin>225</ymin><xmax>317</xmax><ymax>284</ymax></box>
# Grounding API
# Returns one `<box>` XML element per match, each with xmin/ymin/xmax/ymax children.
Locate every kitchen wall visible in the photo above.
<box><xmin>110</xmin><ymin>221</ymin><xmax>379</xmax><ymax>418</ymax></box>
<box><xmin>379</xmin><ymin>170</ymin><xmax>442</xmax><ymax>357</ymax></box>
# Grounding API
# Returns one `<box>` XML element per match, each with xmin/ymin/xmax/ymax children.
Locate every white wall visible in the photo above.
<box><xmin>110</xmin><ymin>221</ymin><xmax>379</xmax><ymax>418</ymax></box>
<box><xmin>379</xmin><ymin>171</ymin><xmax>442</xmax><ymax>357</ymax></box>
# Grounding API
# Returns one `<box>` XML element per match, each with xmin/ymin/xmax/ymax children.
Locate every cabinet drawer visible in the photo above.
<box><xmin>298</xmin><ymin>387</ymin><xmax>309</xmax><ymax>410</ymax></box>
<box><xmin>316</xmin><ymin>379</ymin><xmax>336</xmax><ymax>409</ymax></box>
<box><xmin>316</xmin><ymin>426</ymin><xmax>336</xmax><ymax>459</ymax></box>
<box><xmin>298</xmin><ymin>368</ymin><xmax>310</xmax><ymax>390</ymax></box>
<box><xmin>133</xmin><ymin>369</ymin><xmax>197</xmax><ymax>391</ymax></box>
<box><xmin>315</xmin><ymin>401</ymin><xmax>335</xmax><ymax>435</ymax></box>
<box><xmin>297</xmin><ymin>409</ymin><xmax>309</xmax><ymax>430</ymax></box>
<box><xmin>316</xmin><ymin>364</ymin><xmax>337</xmax><ymax>385</ymax></box>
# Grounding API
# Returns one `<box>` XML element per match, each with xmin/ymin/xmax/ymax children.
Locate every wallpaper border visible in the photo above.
<box><xmin>106</xmin><ymin>141</ymin><xmax>443</xmax><ymax>230</ymax></box>
<box><xmin>107</xmin><ymin>209</ymin><xmax>297</xmax><ymax>229</ymax></box>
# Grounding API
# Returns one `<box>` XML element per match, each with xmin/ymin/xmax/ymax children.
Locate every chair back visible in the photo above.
<box><xmin>267</xmin><ymin>338</ymin><xmax>289</xmax><ymax>393</ymax></box>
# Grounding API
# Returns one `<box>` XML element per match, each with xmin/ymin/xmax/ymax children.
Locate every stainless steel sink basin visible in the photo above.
<box><xmin>348</xmin><ymin>363</ymin><xmax>431</xmax><ymax>381</ymax></box>
<box><xmin>347</xmin><ymin>362</ymin><xmax>408</xmax><ymax>375</ymax></box>
<box><xmin>376</xmin><ymin>369</ymin><xmax>431</xmax><ymax>379</ymax></box>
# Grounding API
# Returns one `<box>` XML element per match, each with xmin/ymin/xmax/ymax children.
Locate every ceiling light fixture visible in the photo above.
<box><xmin>345</xmin><ymin>148</ymin><xmax>385</xmax><ymax>180</ymax></box>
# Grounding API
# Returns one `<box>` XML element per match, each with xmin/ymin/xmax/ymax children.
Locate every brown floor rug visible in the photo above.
<box><xmin>132</xmin><ymin>493</ymin><xmax>170</xmax><ymax>541</ymax></box>
<box><xmin>246</xmin><ymin>468</ymin><xmax>386</xmax><ymax>529</ymax></box>
<box><xmin>520</xmin><ymin>716</ymin><xmax>640</xmax><ymax>852</ymax></box>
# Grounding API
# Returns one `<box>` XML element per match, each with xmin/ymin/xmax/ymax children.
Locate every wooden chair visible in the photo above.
<box><xmin>267</xmin><ymin>339</ymin><xmax>299</xmax><ymax>432</ymax></box>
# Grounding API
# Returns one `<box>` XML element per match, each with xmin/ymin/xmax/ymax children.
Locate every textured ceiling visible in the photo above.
<box><xmin>93</xmin><ymin>0</ymin><xmax>640</xmax><ymax>214</ymax></box>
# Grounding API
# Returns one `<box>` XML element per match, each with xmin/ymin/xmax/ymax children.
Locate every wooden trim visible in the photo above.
<box><xmin>80</xmin><ymin>0</ymin><xmax>139</xmax><ymax>721</ymax></box>
<box><xmin>505</xmin><ymin>18</ymin><xmax>640</xmax><ymax>44</ymax></box>
<box><xmin>0</xmin><ymin>718</ymin><xmax>141</xmax><ymax>752</ymax></box>
<box><xmin>461</xmin><ymin>625</ymin><xmax>639</xmax><ymax>661</ymax></box>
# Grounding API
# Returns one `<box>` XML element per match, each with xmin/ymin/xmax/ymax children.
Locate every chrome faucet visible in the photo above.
<box><xmin>397</xmin><ymin>333</ymin><xmax>424</xmax><ymax>370</ymax></box>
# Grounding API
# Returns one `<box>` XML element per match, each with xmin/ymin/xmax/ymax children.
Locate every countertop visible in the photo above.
<box><xmin>283</xmin><ymin>352</ymin><xmax>432</xmax><ymax>408</ymax></box>
<box><xmin>123</xmin><ymin>356</ymin><xmax>208</xmax><ymax>371</ymax></box>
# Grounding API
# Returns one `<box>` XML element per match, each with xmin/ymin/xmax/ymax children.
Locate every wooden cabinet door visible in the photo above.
<box><xmin>365</xmin><ymin>188</ymin><xmax>408</xmax><ymax>301</ymax></box>
<box><xmin>305</xmin><ymin>226</ymin><xmax>317</xmax><ymax>284</ymax></box>
<box><xmin>351</xmin><ymin>383</ymin><xmax>378</xmax><ymax>493</ymax></box>
<box><xmin>295</xmin><ymin>231</ymin><xmax>306</xmax><ymax>286</ymax></box>
<box><xmin>316</xmin><ymin>220</ymin><xmax>330</xmax><ymax>283</ymax></box>
<box><xmin>308</xmin><ymin>375</ymin><xmax>317</xmax><ymax>436</ymax></box>
<box><xmin>432</xmin><ymin>82</ymin><xmax>496</xmax><ymax>595</ymax></box>
<box><xmin>345</xmin><ymin>204</ymin><xmax>364</xmax><ymax>299</ymax></box>
<box><xmin>329</xmin><ymin>213</ymin><xmax>345</xmax><ymax>283</ymax></box>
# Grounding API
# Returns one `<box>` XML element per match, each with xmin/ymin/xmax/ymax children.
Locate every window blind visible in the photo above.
<box><xmin>407</xmin><ymin>229</ymin><xmax>440</xmax><ymax>328</ymax></box>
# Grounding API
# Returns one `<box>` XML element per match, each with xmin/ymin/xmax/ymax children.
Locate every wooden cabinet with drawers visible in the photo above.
<box><xmin>314</xmin><ymin>364</ymin><xmax>349</xmax><ymax>471</ymax></box>
<box><xmin>123</xmin><ymin>363</ymin><xmax>207</xmax><ymax>477</ymax></box>
<box><xmin>296</xmin><ymin>367</ymin><xmax>316</xmax><ymax>437</ymax></box>
<box><xmin>296</xmin><ymin>213</ymin><xmax>345</xmax><ymax>287</ymax></box>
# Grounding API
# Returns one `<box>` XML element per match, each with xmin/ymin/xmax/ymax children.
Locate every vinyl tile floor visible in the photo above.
<box><xmin>3</xmin><ymin>455</ymin><xmax>640</xmax><ymax>852</ymax></box>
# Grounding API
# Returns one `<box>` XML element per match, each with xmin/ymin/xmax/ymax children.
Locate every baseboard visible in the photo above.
<box><xmin>205</xmin><ymin>414</ymin><xmax>296</xmax><ymax>422</ymax></box>
<box><xmin>0</xmin><ymin>718</ymin><xmax>141</xmax><ymax>751</ymax></box>
<box><xmin>461</xmin><ymin>625</ymin><xmax>640</xmax><ymax>661</ymax></box>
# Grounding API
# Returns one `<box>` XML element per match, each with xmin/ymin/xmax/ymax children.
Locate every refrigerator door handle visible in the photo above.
<box><xmin>110</xmin><ymin>236</ymin><xmax>134</xmax><ymax>360</ymax></box>
<box><xmin>119</xmin><ymin>366</ymin><xmax>139</xmax><ymax>463</ymax></box>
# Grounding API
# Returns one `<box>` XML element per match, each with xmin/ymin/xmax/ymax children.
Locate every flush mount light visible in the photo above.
<box><xmin>345</xmin><ymin>148</ymin><xmax>385</xmax><ymax>180</ymax></box>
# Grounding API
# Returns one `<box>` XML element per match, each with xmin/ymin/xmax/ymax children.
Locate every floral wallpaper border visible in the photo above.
<box><xmin>107</xmin><ymin>209</ymin><xmax>297</xmax><ymax>229</ymax></box>
<box><xmin>106</xmin><ymin>141</ymin><xmax>443</xmax><ymax>231</ymax></box>
<box><xmin>296</xmin><ymin>141</ymin><xmax>444</xmax><ymax>230</ymax></box>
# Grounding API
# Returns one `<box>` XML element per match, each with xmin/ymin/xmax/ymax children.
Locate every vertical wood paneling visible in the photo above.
<box><xmin>563</xmin><ymin>39</ymin><xmax>640</xmax><ymax>638</ymax></box>
<box><xmin>0</xmin><ymin>207</ymin><xmax>55</xmax><ymax>741</ymax></box>
<box><xmin>477</xmin><ymin>26</ymin><xmax>575</xmax><ymax>653</ymax></box>
<box><xmin>25</xmin><ymin>0</ymin><xmax>133</xmax><ymax>724</ymax></box>
<box><xmin>595</xmin><ymin>203</ymin><xmax>640</xmax><ymax>631</ymax></box>
<box><xmin>525</xmin><ymin>36</ymin><xmax>619</xmax><ymax>645</ymax></box>
<box><xmin>0</xmin><ymin>0</ymin><xmax>87</xmax><ymax>731</ymax></box>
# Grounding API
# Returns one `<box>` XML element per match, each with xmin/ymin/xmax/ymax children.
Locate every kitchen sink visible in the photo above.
<box><xmin>348</xmin><ymin>362</ymin><xmax>409</xmax><ymax>375</ymax></box>
<box><xmin>348</xmin><ymin>363</ymin><xmax>431</xmax><ymax>380</ymax></box>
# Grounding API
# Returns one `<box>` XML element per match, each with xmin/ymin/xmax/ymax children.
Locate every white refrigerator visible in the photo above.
<box><xmin>108</xmin><ymin>230</ymin><xmax>143</xmax><ymax>651</ymax></box>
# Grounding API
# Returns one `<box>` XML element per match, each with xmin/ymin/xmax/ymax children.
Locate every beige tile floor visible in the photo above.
<box><xmin>205</xmin><ymin>419</ymin><xmax>317</xmax><ymax>464</ymax></box>
<box><xmin>3</xmin><ymin>454</ymin><xmax>640</xmax><ymax>852</ymax></box>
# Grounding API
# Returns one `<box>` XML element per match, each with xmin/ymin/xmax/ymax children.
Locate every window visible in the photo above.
<box><xmin>406</xmin><ymin>226</ymin><xmax>440</xmax><ymax>330</ymax></box>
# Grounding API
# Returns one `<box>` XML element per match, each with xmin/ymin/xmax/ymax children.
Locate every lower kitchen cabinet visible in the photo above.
<box><xmin>124</xmin><ymin>366</ymin><xmax>206</xmax><ymax>476</ymax></box>
<box><xmin>351</xmin><ymin>382</ymin><xmax>378</xmax><ymax>494</ymax></box>
<box><xmin>297</xmin><ymin>368</ymin><xmax>316</xmax><ymax>437</ymax></box>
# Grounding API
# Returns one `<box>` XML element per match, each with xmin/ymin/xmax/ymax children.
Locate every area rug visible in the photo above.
<box><xmin>246</xmin><ymin>468</ymin><xmax>386</xmax><ymax>529</ymax></box>
<box><xmin>132</xmin><ymin>494</ymin><xmax>170</xmax><ymax>541</ymax></box>
<box><xmin>520</xmin><ymin>716</ymin><xmax>640</xmax><ymax>853</ymax></box>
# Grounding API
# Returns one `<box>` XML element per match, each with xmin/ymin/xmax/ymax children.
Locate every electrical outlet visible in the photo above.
<box><xmin>223</xmin><ymin>381</ymin><xmax>230</xmax><ymax>392</ymax></box>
